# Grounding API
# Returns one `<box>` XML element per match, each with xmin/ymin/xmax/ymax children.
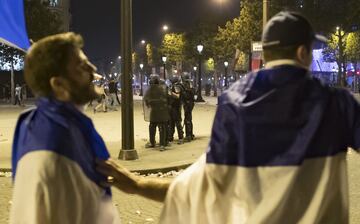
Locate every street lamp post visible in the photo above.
<box><xmin>119</xmin><ymin>0</ymin><xmax>138</xmax><ymax>160</ymax></box>
<box><xmin>193</xmin><ymin>66</ymin><xmax>197</xmax><ymax>89</ymax></box>
<box><xmin>139</xmin><ymin>63</ymin><xmax>144</xmax><ymax>96</ymax></box>
<box><xmin>162</xmin><ymin>56</ymin><xmax>167</xmax><ymax>80</ymax></box>
<box><xmin>195</xmin><ymin>44</ymin><xmax>205</xmax><ymax>102</ymax></box>
<box><xmin>224</xmin><ymin>61</ymin><xmax>229</xmax><ymax>88</ymax></box>
<box><xmin>263</xmin><ymin>0</ymin><xmax>269</xmax><ymax>29</ymax></box>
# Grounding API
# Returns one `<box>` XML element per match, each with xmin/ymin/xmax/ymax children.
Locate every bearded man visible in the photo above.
<box><xmin>10</xmin><ymin>33</ymin><xmax>120</xmax><ymax>224</ymax></box>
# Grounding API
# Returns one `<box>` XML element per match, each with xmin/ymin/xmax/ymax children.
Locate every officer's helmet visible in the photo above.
<box><xmin>181</xmin><ymin>73</ymin><xmax>191</xmax><ymax>82</ymax></box>
<box><xmin>149</xmin><ymin>74</ymin><xmax>160</xmax><ymax>85</ymax></box>
<box><xmin>170</xmin><ymin>76</ymin><xmax>180</xmax><ymax>84</ymax></box>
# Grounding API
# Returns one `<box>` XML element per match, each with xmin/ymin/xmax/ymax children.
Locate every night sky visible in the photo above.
<box><xmin>70</xmin><ymin>0</ymin><xmax>241</xmax><ymax>63</ymax></box>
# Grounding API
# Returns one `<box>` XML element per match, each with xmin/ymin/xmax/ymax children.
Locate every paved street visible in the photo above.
<box><xmin>0</xmin><ymin>96</ymin><xmax>218</xmax><ymax>171</ymax></box>
<box><xmin>0</xmin><ymin>175</ymin><xmax>164</xmax><ymax>224</ymax></box>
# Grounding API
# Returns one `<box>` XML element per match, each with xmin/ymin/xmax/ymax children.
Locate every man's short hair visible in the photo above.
<box><xmin>24</xmin><ymin>32</ymin><xmax>84</xmax><ymax>97</ymax></box>
<box><xmin>263</xmin><ymin>42</ymin><xmax>311</xmax><ymax>62</ymax></box>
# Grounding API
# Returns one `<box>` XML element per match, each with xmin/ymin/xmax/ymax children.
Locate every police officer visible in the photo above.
<box><xmin>143</xmin><ymin>75</ymin><xmax>170</xmax><ymax>151</ymax></box>
<box><xmin>181</xmin><ymin>74</ymin><xmax>195</xmax><ymax>142</ymax></box>
<box><xmin>168</xmin><ymin>76</ymin><xmax>184</xmax><ymax>144</ymax></box>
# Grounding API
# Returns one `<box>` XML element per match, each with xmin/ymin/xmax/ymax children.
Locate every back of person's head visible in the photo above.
<box><xmin>262</xmin><ymin>11</ymin><xmax>326</xmax><ymax>63</ymax></box>
<box><xmin>24</xmin><ymin>32</ymin><xmax>84</xmax><ymax>97</ymax></box>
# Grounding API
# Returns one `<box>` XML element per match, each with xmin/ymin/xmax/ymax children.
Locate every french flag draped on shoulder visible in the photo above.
<box><xmin>0</xmin><ymin>0</ymin><xmax>30</xmax><ymax>50</ymax></box>
<box><xmin>11</xmin><ymin>98</ymin><xmax>120</xmax><ymax>224</ymax></box>
<box><xmin>160</xmin><ymin>65</ymin><xmax>360</xmax><ymax>224</ymax></box>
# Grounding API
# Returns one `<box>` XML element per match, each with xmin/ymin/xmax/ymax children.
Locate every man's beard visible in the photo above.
<box><xmin>68</xmin><ymin>81</ymin><xmax>100</xmax><ymax>105</ymax></box>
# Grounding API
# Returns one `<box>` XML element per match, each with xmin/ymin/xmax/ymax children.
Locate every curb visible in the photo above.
<box><xmin>0</xmin><ymin>163</ymin><xmax>193</xmax><ymax>175</ymax></box>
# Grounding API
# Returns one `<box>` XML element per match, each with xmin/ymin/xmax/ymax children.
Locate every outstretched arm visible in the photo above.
<box><xmin>96</xmin><ymin>159</ymin><xmax>171</xmax><ymax>202</ymax></box>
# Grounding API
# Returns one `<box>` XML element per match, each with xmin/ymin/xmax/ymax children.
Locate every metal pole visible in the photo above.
<box><xmin>139</xmin><ymin>69</ymin><xmax>143</xmax><ymax>96</ymax></box>
<box><xmin>263</xmin><ymin>0</ymin><xmax>269</xmax><ymax>29</ymax></box>
<box><xmin>163</xmin><ymin>63</ymin><xmax>166</xmax><ymax>80</ymax></box>
<box><xmin>196</xmin><ymin>54</ymin><xmax>205</xmax><ymax>102</ymax></box>
<box><xmin>225</xmin><ymin>67</ymin><xmax>228</xmax><ymax>88</ymax></box>
<box><xmin>119</xmin><ymin>0</ymin><xmax>138</xmax><ymax>160</ymax></box>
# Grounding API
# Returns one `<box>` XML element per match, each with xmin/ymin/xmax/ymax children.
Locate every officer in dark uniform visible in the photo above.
<box><xmin>143</xmin><ymin>75</ymin><xmax>170</xmax><ymax>151</ymax></box>
<box><xmin>168</xmin><ymin>76</ymin><xmax>184</xmax><ymax>144</ymax></box>
<box><xmin>181</xmin><ymin>74</ymin><xmax>195</xmax><ymax>142</ymax></box>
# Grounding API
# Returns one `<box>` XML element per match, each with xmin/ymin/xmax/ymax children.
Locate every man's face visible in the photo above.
<box><xmin>64</xmin><ymin>48</ymin><xmax>99</xmax><ymax>105</ymax></box>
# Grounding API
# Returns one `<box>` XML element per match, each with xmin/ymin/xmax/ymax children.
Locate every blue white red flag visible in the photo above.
<box><xmin>0</xmin><ymin>0</ymin><xmax>30</xmax><ymax>50</ymax></box>
<box><xmin>159</xmin><ymin>64</ymin><xmax>360</xmax><ymax>224</ymax></box>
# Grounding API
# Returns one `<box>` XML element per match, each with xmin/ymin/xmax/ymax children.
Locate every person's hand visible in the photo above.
<box><xmin>96</xmin><ymin>159</ymin><xmax>139</xmax><ymax>194</ymax></box>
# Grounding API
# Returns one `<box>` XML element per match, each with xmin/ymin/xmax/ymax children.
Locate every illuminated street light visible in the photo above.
<box><xmin>163</xmin><ymin>25</ymin><xmax>169</xmax><ymax>31</ymax></box>
<box><xmin>193</xmin><ymin>66</ymin><xmax>197</xmax><ymax>71</ymax></box>
<box><xmin>162</xmin><ymin>56</ymin><xmax>167</xmax><ymax>80</ymax></box>
<box><xmin>197</xmin><ymin>44</ymin><xmax>204</xmax><ymax>54</ymax></box>
<box><xmin>224</xmin><ymin>61</ymin><xmax>229</xmax><ymax>88</ymax></box>
<box><xmin>162</xmin><ymin>56</ymin><xmax>167</xmax><ymax>63</ymax></box>
<box><xmin>195</xmin><ymin>44</ymin><xmax>205</xmax><ymax>102</ymax></box>
<box><xmin>139</xmin><ymin>63</ymin><xmax>144</xmax><ymax>96</ymax></box>
<box><xmin>141</xmin><ymin>40</ymin><xmax>146</xmax><ymax>45</ymax></box>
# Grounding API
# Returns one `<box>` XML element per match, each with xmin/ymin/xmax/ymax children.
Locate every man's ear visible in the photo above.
<box><xmin>296</xmin><ymin>45</ymin><xmax>310</xmax><ymax>66</ymax></box>
<box><xmin>49</xmin><ymin>76</ymin><xmax>70</xmax><ymax>100</ymax></box>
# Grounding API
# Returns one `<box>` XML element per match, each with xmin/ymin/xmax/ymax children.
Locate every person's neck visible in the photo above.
<box><xmin>265</xmin><ymin>59</ymin><xmax>309</xmax><ymax>70</ymax></box>
<box><xmin>51</xmin><ymin>96</ymin><xmax>85</xmax><ymax>112</ymax></box>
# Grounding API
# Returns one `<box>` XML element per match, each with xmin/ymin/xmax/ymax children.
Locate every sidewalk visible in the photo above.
<box><xmin>0</xmin><ymin>95</ymin><xmax>218</xmax><ymax>174</ymax></box>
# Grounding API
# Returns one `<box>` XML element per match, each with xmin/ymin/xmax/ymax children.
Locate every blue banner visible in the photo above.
<box><xmin>0</xmin><ymin>0</ymin><xmax>30</xmax><ymax>51</ymax></box>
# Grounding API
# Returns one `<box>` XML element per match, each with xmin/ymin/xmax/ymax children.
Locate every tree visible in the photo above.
<box><xmin>0</xmin><ymin>45</ymin><xmax>24</xmax><ymax>103</ymax></box>
<box><xmin>184</xmin><ymin>22</ymin><xmax>218</xmax><ymax>70</ymax></box>
<box><xmin>24</xmin><ymin>0</ymin><xmax>62</xmax><ymax>41</ymax></box>
<box><xmin>214</xmin><ymin>0</ymin><xmax>261</xmax><ymax>72</ymax></box>
<box><xmin>0</xmin><ymin>0</ymin><xmax>62</xmax><ymax>102</ymax></box>
<box><xmin>322</xmin><ymin>28</ymin><xmax>348</xmax><ymax>86</ymax></box>
<box><xmin>160</xmin><ymin>33</ymin><xmax>185</xmax><ymax>72</ymax></box>
<box><xmin>345</xmin><ymin>31</ymin><xmax>360</xmax><ymax>72</ymax></box>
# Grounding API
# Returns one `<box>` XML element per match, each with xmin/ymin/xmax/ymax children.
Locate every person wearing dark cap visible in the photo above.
<box><xmin>96</xmin><ymin>12</ymin><xmax>357</xmax><ymax>223</ymax></box>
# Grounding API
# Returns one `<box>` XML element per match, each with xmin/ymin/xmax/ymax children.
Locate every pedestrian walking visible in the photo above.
<box><xmin>168</xmin><ymin>76</ymin><xmax>184</xmax><ymax>144</ymax></box>
<box><xmin>143</xmin><ymin>75</ymin><xmax>170</xmax><ymax>151</ymax></box>
<box><xmin>94</xmin><ymin>83</ymin><xmax>108</xmax><ymax>113</ymax></box>
<box><xmin>181</xmin><ymin>74</ymin><xmax>195</xmax><ymax>142</ymax></box>
<box><xmin>14</xmin><ymin>84</ymin><xmax>22</xmax><ymax>106</ymax></box>
<box><xmin>11</xmin><ymin>32</ymin><xmax>120</xmax><ymax>224</ymax></box>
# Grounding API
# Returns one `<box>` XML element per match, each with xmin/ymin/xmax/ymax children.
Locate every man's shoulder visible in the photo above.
<box><xmin>218</xmin><ymin>71</ymin><xmax>257</xmax><ymax>107</ymax></box>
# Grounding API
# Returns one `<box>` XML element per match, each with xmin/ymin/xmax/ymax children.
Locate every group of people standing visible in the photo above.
<box><xmin>143</xmin><ymin>74</ymin><xmax>195</xmax><ymax>151</ymax></box>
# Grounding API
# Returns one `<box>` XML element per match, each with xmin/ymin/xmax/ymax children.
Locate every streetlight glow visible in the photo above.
<box><xmin>162</xmin><ymin>56</ymin><xmax>167</xmax><ymax>63</ymax></box>
<box><xmin>197</xmin><ymin>44</ymin><xmax>204</xmax><ymax>54</ymax></box>
<box><xmin>193</xmin><ymin>66</ymin><xmax>197</xmax><ymax>71</ymax></box>
<box><xmin>163</xmin><ymin>25</ymin><xmax>169</xmax><ymax>31</ymax></box>
<box><xmin>139</xmin><ymin>63</ymin><xmax>144</xmax><ymax>69</ymax></box>
<box><xmin>141</xmin><ymin>40</ymin><xmax>146</xmax><ymax>45</ymax></box>
<box><xmin>224</xmin><ymin>61</ymin><xmax>229</xmax><ymax>67</ymax></box>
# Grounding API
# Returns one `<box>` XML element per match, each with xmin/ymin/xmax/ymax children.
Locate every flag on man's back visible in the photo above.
<box><xmin>0</xmin><ymin>0</ymin><xmax>30</xmax><ymax>50</ymax></box>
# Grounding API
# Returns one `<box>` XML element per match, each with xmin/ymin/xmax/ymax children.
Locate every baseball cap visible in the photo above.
<box><xmin>262</xmin><ymin>11</ymin><xmax>327</xmax><ymax>49</ymax></box>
